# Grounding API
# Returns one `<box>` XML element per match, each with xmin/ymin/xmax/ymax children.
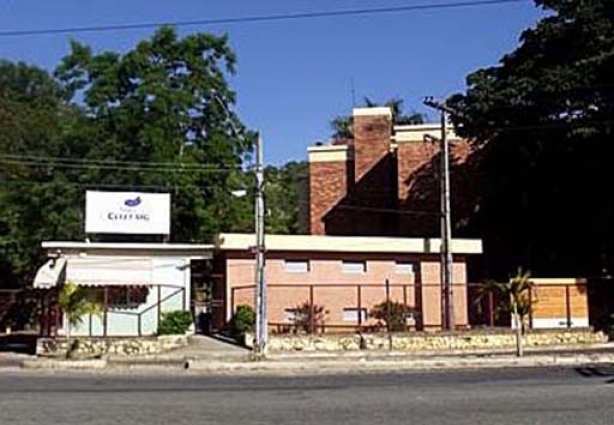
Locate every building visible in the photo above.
<box><xmin>308</xmin><ymin>107</ymin><xmax>476</xmax><ymax>238</ymax></box>
<box><xmin>213</xmin><ymin>233</ymin><xmax>482</xmax><ymax>332</ymax></box>
<box><xmin>34</xmin><ymin>242</ymin><xmax>212</xmax><ymax>337</ymax></box>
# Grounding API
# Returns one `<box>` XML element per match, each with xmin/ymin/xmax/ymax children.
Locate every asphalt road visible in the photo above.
<box><xmin>1</xmin><ymin>367</ymin><xmax>613</xmax><ymax>425</ymax></box>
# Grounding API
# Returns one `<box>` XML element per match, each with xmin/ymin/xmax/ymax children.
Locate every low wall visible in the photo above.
<box><xmin>36</xmin><ymin>335</ymin><xmax>188</xmax><ymax>358</ymax></box>
<box><xmin>260</xmin><ymin>328</ymin><xmax>607</xmax><ymax>352</ymax></box>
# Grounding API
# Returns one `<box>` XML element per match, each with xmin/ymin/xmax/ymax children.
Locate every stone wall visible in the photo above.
<box><xmin>260</xmin><ymin>328</ymin><xmax>607</xmax><ymax>352</ymax></box>
<box><xmin>36</xmin><ymin>335</ymin><xmax>188</xmax><ymax>358</ymax></box>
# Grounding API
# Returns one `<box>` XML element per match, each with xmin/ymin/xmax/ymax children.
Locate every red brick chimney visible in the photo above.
<box><xmin>353</xmin><ymin>107</ymin><xmax>393</xmax><ymax>183</ymax></box>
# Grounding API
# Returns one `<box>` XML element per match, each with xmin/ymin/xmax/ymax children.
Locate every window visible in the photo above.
<box><xmin>341</xmin><ymin>260</ymin><xmax>366</xmax><ymax>274</ymax></box>
<box><xmin>284</xmin><ymin>260</ymin><xmax>310</xmax><ymax>273</ymax></box>
<box><xmin>395</xmin><ymin>262</ymin><xmax>416</xmax><ymax>274</ymax></box>
<box><xmin>342</xmin><ymin>308</ymin><xmax>367</xmax><ymax>322</ymax></box>
<box><xmin>284</xmin><ymin>308</ymin><xmax>300</xmax><ymax>322</ymax></box>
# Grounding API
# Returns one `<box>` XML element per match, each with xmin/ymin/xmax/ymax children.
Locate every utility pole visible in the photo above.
<box><xmin>424</xmin><ymin>97</ymin><xmax>455</xmax><ymax>331</ymax></box>
<box><xmin>209</xmin><ymin>90</ymin><xmax>267</xmax><ymax>355</ymax></box>
<box><xmin>253</xmin><ymin>132</ymin><xmax>267</xmax><ymax>356</ymax></box>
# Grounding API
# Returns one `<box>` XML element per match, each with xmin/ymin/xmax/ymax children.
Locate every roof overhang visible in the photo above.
<box><xmin>215</xmin><ymin>233</ymin><xmax>482</xmax><ymax>255</ymax></box>
<box><xmin>42</xmin><ymin>241</ymin><xmax>214</xmax><ymax>260</ymax></box>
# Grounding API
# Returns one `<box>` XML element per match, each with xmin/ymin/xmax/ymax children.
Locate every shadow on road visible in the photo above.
<box><xmin>574</xmin><ymin>365</ymin><xmax>614</xmax><ymax>383</ymax></box>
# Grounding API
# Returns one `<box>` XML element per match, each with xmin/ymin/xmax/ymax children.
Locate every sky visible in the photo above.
<box><xmin>0</xmin><ymin>0</ymin><xmax>543</xmax><ymax>165</ymax></box>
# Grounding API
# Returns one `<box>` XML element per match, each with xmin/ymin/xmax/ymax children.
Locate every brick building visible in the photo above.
<box><xmin>308</xmin><ymin>107</ymin><xmax>476</xmax><ymax>238</ymax></box>
<box><xmin>213</xmin><ymin>233</ymin><xmax>482</xmax><ymax>332</ymax></box>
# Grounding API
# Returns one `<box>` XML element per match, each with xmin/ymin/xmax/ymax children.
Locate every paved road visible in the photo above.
<box><xmin>1</xmin><ymin>367</ymin><xmax>613</xmax><ymax>425</ymax></box>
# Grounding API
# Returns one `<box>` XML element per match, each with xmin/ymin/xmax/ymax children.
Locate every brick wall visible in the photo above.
<box><xmin>308</xmin><ymin>159</ymin><xmax>350</xmax><ymax>235</ymax></box>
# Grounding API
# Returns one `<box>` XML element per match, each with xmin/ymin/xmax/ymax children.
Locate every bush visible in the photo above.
<box><xmin>158</xmin><ymin>310</ymin><xmax>193</xmax><ymax>335</ymax></box>
<box><xmin>230</xmin><ymin>304</ymin><xmax>255</xmax><ymax>341</ymax></box>
<box><xmin>292</xmin><ymin>301</ymin><xmax>328</xmax><ymax>334</ymax></box>
<box><xmin>370</xmin><ymin>301</ymin><xmax>416</xmax><ymax>332</ymax></box>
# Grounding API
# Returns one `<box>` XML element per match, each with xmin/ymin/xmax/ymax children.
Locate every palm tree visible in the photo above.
<box><xmin>477</xmin><ymin>268</ymin><xmax>535</xmax><ymax>357</ymax></box>
<box><xmin>58</xmin><ymin>282</ymin><xmax>101</xmax><ymax>358</ymax></box>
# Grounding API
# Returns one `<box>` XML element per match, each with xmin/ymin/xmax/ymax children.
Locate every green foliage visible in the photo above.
<box><xmin>370</xmin><ymin>300</ymin><xmax>415</xmax><ymax>332</ymax></box>
<box><xmin>58</xmin><ymin>282</ymin><xmax>101</xmax><ymax>329</ymax></box>
<box><xmin>291</xmin><ymin>301</ymin><xmax>328</xmax><ymax>334</ymax></box>
<box><xmin>476</xmin><ymin>268</ymin><xmax>535</xmax><ymax>331</ymax></box>
<box><xmin>331</xmin><ymin>97</ymin><xmax>424</xmax><ymax>140</ymax></box>
<box><xmin>230</xmin><ymin>304</ymin><xmax>255</xmax><ymax>340</ymax></box>
<box><xmin>265</xmin><ymin>161</ymin><xmax>309</xmax><ymax>234</ymax></box>
<box><xmin>0</xmin><ymin>27</ymin><xmax>254</xmax><ymax>289</ymax></box>
<box><xmin>158</xmin><ymin>310</ymin><xmax>193</xmax><ymax>335</ymax></box>
<box><xmin>58</xmin><ymin>282</ymin><xmax>100</xmax><ymax>358</ymax></box>
<box><xmin>448</xmin><ymin>0</ymin><xmax>614</xmax><ymax>277</ymax></box>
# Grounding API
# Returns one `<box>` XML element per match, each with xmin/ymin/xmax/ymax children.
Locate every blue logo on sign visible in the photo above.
<box><xmin>124</xmin><ymin>196</ymin><xmax>142</xmax><ymax>207</ymax></box>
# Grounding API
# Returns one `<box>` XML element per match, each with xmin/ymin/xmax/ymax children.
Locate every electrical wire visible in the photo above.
<box><xmin>0</xmin><ymin>0</ymin><xmax>529</xmax><ymax>38</ymax></box>
<box><xmin>0</xmin><ymin>154</ymin><xmax>245</xmax><ymax>171</ymax></box>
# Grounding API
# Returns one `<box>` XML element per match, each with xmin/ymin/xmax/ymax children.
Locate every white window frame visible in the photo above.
<box><xmin>395</xmin><ymin>262</ymin><xmax>416</xmax><ymax>275</ymax></box>
<box><xmin>283</xmin><ymin>259</ymin><xmax>310</xmax><ymax>273</ymax></box>
<box><xmin>341</xmin><ymin>260</ymin><xmax>367</xmax><ymax>274</ymax></box>
<box><xmin>342</xmin><ymin>308</ymin><xmax>368</xmax><ymax>322</ymax></box>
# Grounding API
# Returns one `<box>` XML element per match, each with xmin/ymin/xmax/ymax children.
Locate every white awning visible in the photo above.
<box><xmin>33</xmin><ymin>258</ymin><xmax>67</xmax><ymax>288</ymax></box>
<box><xmin>65</xmin><ymin>257</ymin><xmax>154</xmax><ymax>287</ymax></box>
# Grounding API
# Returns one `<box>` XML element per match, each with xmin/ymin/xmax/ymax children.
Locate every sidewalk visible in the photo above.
<box><xmin>19</xmin><ymin>343</ymin><xmax>614</xmax><ymax>375</ymax></box>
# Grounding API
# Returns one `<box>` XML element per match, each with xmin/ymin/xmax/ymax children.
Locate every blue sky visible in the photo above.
<box><xmin>0</xmin><ymin>0</ymin><xmax>542</xmax><ymax>165</ymax></box>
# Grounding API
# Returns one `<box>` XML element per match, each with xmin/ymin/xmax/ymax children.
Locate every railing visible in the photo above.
<box><xmin>84</xmin><ymin>285</ymin><xmax>186</xmax><ymax>337</ymax></box>
<box><xmin>230</xmin><ymin>281</ymin><xmax>588</xmax><ymax>334</ymax></box>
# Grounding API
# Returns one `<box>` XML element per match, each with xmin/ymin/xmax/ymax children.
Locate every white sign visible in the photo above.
<box><xmin>85</xmin><ymin>191</ymin><xmax>171</xmax><ymax>235</ymax></box>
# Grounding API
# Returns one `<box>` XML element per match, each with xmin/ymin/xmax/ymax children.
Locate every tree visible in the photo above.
<box><xmin>265</xmin><ymin>161</ymin><xmax>309</xmax><ymax>234</ymax></box>
<box><xmin>57</xmin><ymin>282</ymin><xmax>100</xmax><ymax>358</ymax></box>
<box><xmin>0</xmin><ymin>61</ymin><xmax>81</xmax><ymax>288</ymax></box>
<box><xmin>0</xmin><ymin>27</ymin><xmax>254</xmax><ymax>288</ymax></box>
<box><xmin>477</xmin><ymin>269</ymin><xmax>535</xmax><ymax>357</ymax></box>
<box><xmin>447</xmin><ymin>0</ymin><xmax>614</xmax><ymax>278</ymax></box>
<box><xmin>54</xmin><ymin>26</ymin><xmax>254</xmax><ymax>243</ymax></box>
<box><xmin>331</xmin><ymin>98</ymin><xmax>424</xmax><ymax>140</ymax></box>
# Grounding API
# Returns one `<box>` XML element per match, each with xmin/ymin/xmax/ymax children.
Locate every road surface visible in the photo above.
<box><xmin>0</xmin><ymin>366</ymin><xmax>613</xmax><ymax>425</ymax></box>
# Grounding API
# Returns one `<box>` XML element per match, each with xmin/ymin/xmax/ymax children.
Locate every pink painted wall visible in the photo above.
<box><xmin>222</xmin><ymin>251</ymin><xmax>469</xmax><ymax>331</ymax></box>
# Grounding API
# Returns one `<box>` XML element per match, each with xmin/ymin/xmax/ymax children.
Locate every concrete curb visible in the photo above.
<box><xmin>179</xmin><ymin>353</ymin><xmax>614</xmax><ymax>374</ymax></box>
<box><xmin>21</xmin><ymin>358</ymin><xmax>108</xmax><ymax>370</ymax></box>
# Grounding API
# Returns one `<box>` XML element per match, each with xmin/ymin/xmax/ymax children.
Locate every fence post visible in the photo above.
<box><xmin>488</xmin><ymin>291</ymin><xmax>495</xmax><ymax>327</ymax></box>
<box><xmin>309</xmin><ymin>285</ymin><xmax>315</xmax><ymax>335</ymax></box>
<box><xmin>157</xmin><ymin>285</ymin><xmax>162</xmax><ymax>333</ymax></box>
<box><xmin>103</xmin><ymin>287</ymin><xmax>109</xmax><ymax>337</ymax></box>
<box><xmin>385</xmin><ymin>279</ymin><xmax>392</xmax><ymax>350</ymax></box>
<box><xmin>565</xmin><ymin>284</ymin><xmax>572</xmax><ymax>328</ymax></box>
<box><xmin>138</xmin><ymin>314</ymin><xmax>142</xmax><ymax>337</ymax></box>
<box><xmin>357</xmin><ymin>285</ymin><xmax>362</xmax><ymax>330</ymax></box>
<box><xmin>528</xmin><ymin>287</ymin><xmax>534</xmax><ymax>329</ymax></box>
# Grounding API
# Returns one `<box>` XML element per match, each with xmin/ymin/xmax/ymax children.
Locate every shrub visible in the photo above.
<box><xmin>158</xmin><ymin>310</ymin><xmax>193</xmax><ymax>335</ymax></box>
<box><xmin>370</xmin><ymin>301</ymin><xmax>416</xmax><ymax>332</ymax></box>
<box><xmin>291</xmin><ymin>301</ymin><xmax>328</xmax><ymax>334</ymax></box>
<box><xmin>230</xmin><ymin>304</ymin><xmax>255</xmax><ymax>341</ymax></box>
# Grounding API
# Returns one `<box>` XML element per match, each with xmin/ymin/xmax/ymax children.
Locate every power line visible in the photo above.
<box><xmin>0</xmin><ymin>158</ymin><xmax>243</xmax><ymax>173</ymax></box>
<box><xmin>0</xmin><ymin>154</ymin><xmax>244</xmax><ymax>170</ymax></box>
<box><xmin>0</xmin><ymin>0</ymin><xmax>529</xmax><ymax>38</ymax></box>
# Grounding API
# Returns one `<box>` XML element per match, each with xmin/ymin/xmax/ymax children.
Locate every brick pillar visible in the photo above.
<box><xmin>350</xmin><ymin>107</ymin><xmax>396</xmax><ymax>235</ymax></box>
<box><xmin>353</xmin><ymin>107</ymin><xmax>392</xmax><ymax>182</ymax></box>
<box><xmin>308</xmin><ymin>145</ymin><xmax>352</xmax><ymax>235</ymax></box>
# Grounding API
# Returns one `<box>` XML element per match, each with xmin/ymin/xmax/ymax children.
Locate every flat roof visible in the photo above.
<box><xmin>216</xmin><ymin>233</ymin><xmax>482</xmax><ymax>255</ymax></box>
<box><xmin>41</xmin><ymin>241</ymin><xmax>214</xmax><ymax>259</ymax></box>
